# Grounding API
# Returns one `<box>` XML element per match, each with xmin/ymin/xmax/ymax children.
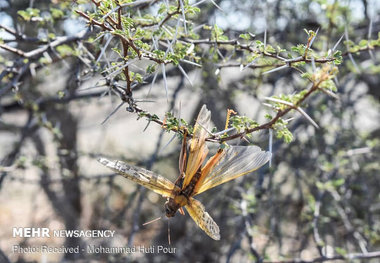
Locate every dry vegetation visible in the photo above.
<box><xmin>0</xmin><ymin>0</ymin><xmax>379</xmax><ymax>262</ymax></box>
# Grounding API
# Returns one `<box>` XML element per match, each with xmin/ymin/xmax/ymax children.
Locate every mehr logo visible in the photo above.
<box><xmin>12</xmin><ymin>227</ymin><xmax>116</xmax><ymax>238</ymax></box>
<box><xmin>13</xmin><ymin>228</ymin><xmax>50</xmax><ymax>238</ymax></box>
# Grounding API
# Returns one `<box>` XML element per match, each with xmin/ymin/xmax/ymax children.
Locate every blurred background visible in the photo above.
<box><xmin>0</xmin><ymin>0</ymin><xmax>379</xmax><ymax>262</ymax></box>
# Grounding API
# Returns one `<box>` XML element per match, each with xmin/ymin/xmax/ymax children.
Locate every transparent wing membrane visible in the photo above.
<box><xmin>195</xmin><ymin>146</ymin><xmax>271</xmax><ymax>195</ymax></box>
<box><xmin>98</xmin><ymin>158</ymin><xmax>175</xmax><ymax>198</ymax></box>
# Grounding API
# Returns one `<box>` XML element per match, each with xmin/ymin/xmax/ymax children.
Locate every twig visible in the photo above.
<box><xmin>215</xmin><ymin>80</ymin><xmax>323</xmax><ymax>143</ymax></box>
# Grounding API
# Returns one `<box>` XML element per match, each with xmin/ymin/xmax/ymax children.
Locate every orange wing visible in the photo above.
<box><xmin>98</xmin><ymin>158</ymin><xmax>176</xmax><ymax>198</ymax></box>
<box><xmin>185</xmin><ymin>197</ymin><xmax>220</xmax><ymax>240</ymax></box>
<box><xmin>183</xmin><ymin>105</ymin><xmax>211</xmax><ymax>188</ymax></box>
<box><xmin>194</xmin><ymin>145</ymin><xmax>271</xmax><ymax>195</ymax></box>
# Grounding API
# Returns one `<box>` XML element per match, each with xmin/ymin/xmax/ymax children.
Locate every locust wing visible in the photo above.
<box><xmin>183</xmin><ymin>105</ymin><xmax>211</xmax><ymax>187</ymax></box>
<box><xmin>98</xmin><ymin>158</ymin><xmax>176</xmax><ymax>198</ymax></box>
<box><xmin>185</xmin><ymin>197</ymin><xmax>220</xmax><ymax>240</ymax></box>
<box><xmin>194</xmin><ymin>146</ymin><xmax>271</xmax><ymax>195</ymax></box>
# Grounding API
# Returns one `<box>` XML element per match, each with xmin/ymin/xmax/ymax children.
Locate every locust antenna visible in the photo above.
<box><xmin>168</xmin><ymin>219</ymin><xmax>171</xmax><ymax>245</ymax></box>
<box><xmin>142</xmin><ymin>216</ymin><xmax>162</xmax><ymax>226</ymax></box>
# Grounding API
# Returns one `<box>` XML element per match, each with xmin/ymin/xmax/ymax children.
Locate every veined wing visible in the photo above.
<box><xmin>98</xmin><ymin>158</ymin><xmax>175</xmax><ymax>198</ymax></box>
<box><xmin>183</xmin><ymin>105</ymin><xmax>211</xmax><ymax>187</ymax></box>
<box><xmin>194</xmin><ymin>146</ymin><xmax>271</xmax><ymax>195</ymax></box>
<box><xmin>191</xmin><ymin>148</ymin><xmax>225</xmax><ymax>194</ymax></box>
<box><xmin>185</xmin><ymin>197</ymin><xmax>220</xmax><ymax>240</ymax></box>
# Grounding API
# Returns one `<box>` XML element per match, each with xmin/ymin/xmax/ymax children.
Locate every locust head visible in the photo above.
<box><xmin>164</xmin><ymin>198</ymin><xmax>179</xmax><ymax>218</ymax></box>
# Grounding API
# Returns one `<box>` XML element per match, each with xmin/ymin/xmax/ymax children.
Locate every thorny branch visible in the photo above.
<box><xmin>0</xmin><ymin>29</ymin><xmax>89</xmax><ymax>97</ymax></box>
<box><xmin>71</xmin><ymin>2</ymin><xmax>376</xmax><ymax>147</ymax></box>
<box><xmin>0</xmin><ymin>1</ymin><xmax>379</xmax><ymax>262</ymax></box>
<box><xmin>2</xmin><ymin>1</ymin><xmax>370</xmax><ymax>147</ymax></box>
<box><xmin>75</xmin><ymin>0</ymin><xmax>181</xmax><ymax>94</ymax></box>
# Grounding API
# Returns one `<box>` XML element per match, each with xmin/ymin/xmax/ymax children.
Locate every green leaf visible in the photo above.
<box><xmin>230</xmin><ymin>115</ymin><xmax>259</xmax><ymax>134</ymax></box>
<box><xmin>333</xmin><ymin>50</ymin><xmax>343</xmax><ymax>64</ymax></box>
<box><xmin>186</xmin><ymin>6</ymin><xmax>200</xmax><ymax>15</ymax></box>
<box><xmin>335</xmin><ymin>247</ymin><xmax>347</xmax><ymax>256</ymax></box>
<box><xmin>332</xmin><ymin>178</ymin><xmax>345</xmax><ymax>187</ymax></box>
<box><xmin>301</xmin><ymin>72</ymin><xmax>312</xmax><ymax>80</ymax></box>
<box><xmin>146</xmin><ymin>64</ymin><xmax>157</xmax><ymax>74</ymax></box>
<box><xmin>158</xmin><ymin>3</ymin><xmax>167</xmax><ymax>14</ymax></box>
<box><xmin>50</xmin><ymin>8</ymin><xmax>64</xmax><ymax>19</ymax></box>
<box><xmin>358</xmin><ymin>39</ymin><xmax>368</xmax><ymax>47</ymax></box>
<box><xmin>17</xmin><ymin>8</ymin><xmax>41</xmax><ymax>21</ymax></box>
<box><xmin>291</xmin><ymin>44</ymin><xmax>306</xmax><ymax>55</ymax></box>
<box><xmin>320</xmin><ymin>79</ymin><xmax>337</xmax><ymax>92</ymax></box>
<box><xmin>239</xmin><ymin>33</ymin><xmax>251</xmax><ymax>40</ymax></box>
<box><xmin>265</xmin><ymin>114</ymin><xmax>272</xmax><ymax>120</ymax></box>
<box><xmin>273</xmin><ymin>118</ymin><xmax>293</xmax><ymax>143</ymax></box>
<box><xmin>130</xmin><ymin>72</ymin><xmax>143</xmax><ymax>83</ymax></box>
<box><xmin>56</xmin><ymin>45</ymin><xmax>74</xmax><ymax>57</ymax></box>
<box><xmin>316</xmin><ymin>181</ymin><xmax>325</xmax><ymax>190</ymax></box>
<box><xmin>57</xmin><ymin>90</ymin><xmax>65</xmax><ymax>99</ymax></box>
<box><xmin>211</xmin><ymin>24</ymin><xmax>228</xmax><ymax>41</ymax></box>
<box><xmin>265</xmin><ymin>44</ymin><xmax>276</xmax><ymax>53</ymax></box>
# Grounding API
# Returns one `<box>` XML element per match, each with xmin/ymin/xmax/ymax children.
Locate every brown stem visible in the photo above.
<box><xmin>217</xmin><ymin>80</ymin><xmax>321</xmax><ymax>143</ymax></box>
